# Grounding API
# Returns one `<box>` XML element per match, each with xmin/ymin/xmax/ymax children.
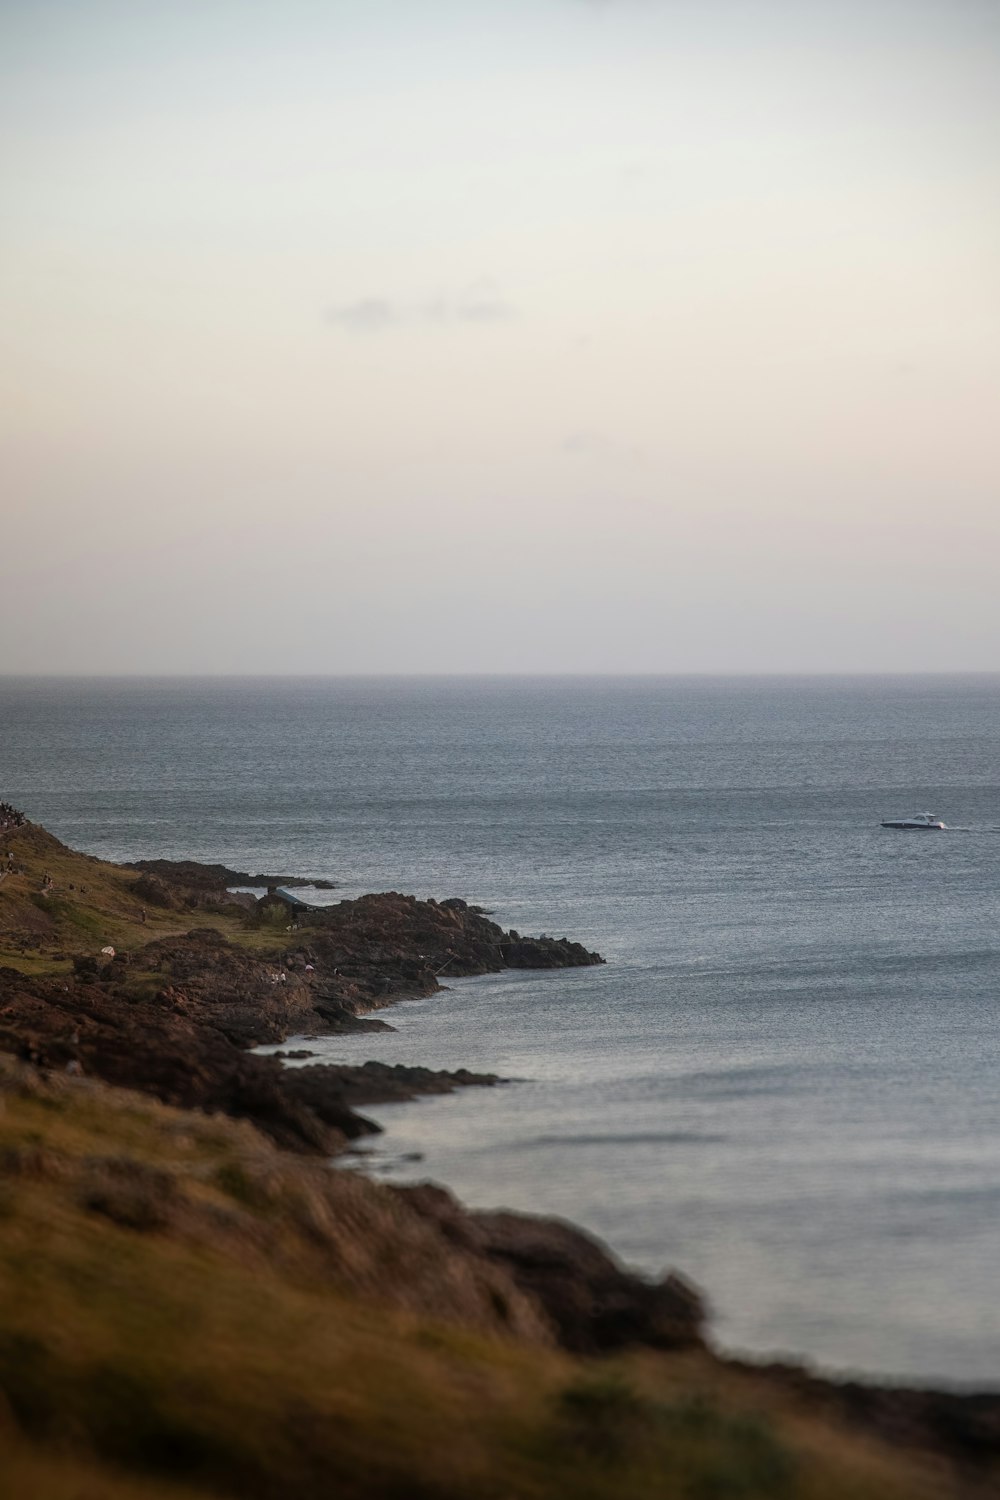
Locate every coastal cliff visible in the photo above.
<box><xmin>0</xmin><ymin>817</ymin><xmax>602</xmax><ymax>1152</ymax></box>
<box><xmin>1</xmin><ymin>807</ymin><xmax>998</xmax><ymax>1499</ymax></box>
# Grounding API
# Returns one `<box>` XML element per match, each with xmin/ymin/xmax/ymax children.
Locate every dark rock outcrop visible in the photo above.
<box><xmin>397</xmin><ymin>1183</ymin><xmax>706</xmax><ymax>1355</ymax></box>
<box><xmin>1</xmin><ymin>837</ymin><xmax>604</xmax><ymax>1157</ymax></box>
<box><xmin>126</xmin><ymin>858</ymin><xmax>336</xmax><ymax>891</ymax></box>
<box><xmin>0</xmin><ymin>882</ymin><xmax>594</xmax><ymax>1155</ymax></box>
<box><xmin>281</xmin><ymin>1060</ymin><xmax>499</xmax><ymax>1118</ymax></box>
<box><xmin>0</xmin><ymin>967</ymin><xmax>511</xmax><ymax>1154</ymax></box>
<box><xmin>0</xmin><ymin>965</ymin><xmax>357</xmax><ymax>1154</ymax></box>
<box><xmin>292</xmin><ymin>892</ymin><xmax>604</xmax><ymax>1019</ymax></box>
<box><xmin>500</xmin><ymin>935</ymin><xmax>605</xmax><ymax>968</ymax></box>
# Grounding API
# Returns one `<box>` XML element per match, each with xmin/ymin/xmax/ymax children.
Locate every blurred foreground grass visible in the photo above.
<box><xmin>0</xmin><ymin>1057</ymin><xmax>961</xmax><ymax>1500</ymax></box>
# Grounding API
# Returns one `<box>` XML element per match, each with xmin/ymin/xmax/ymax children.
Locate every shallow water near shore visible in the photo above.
<box><xmin>3</xmin><ymin>673</ymin><xmax>1000</xmax><ymax>1383</ymax></box>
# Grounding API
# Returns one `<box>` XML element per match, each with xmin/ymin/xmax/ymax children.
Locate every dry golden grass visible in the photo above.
<box><xmin>0</xmin><ymin>1058</ymin><xmax>972</xmax><ymax>1500</ymax></box>
<box><xmin>0</xmin><ymin>1441</ymin><xmax>225</xmax><ymax>1500</ymax></box>
<box><xmin>0</xmin><ymin>828</ymin><xmax>983</xmax><ymax>1497</ymax></box>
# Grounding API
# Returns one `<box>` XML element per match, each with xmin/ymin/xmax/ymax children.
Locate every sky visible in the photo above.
<box><xmin>1</xmin><ymin>0</ymin><xmax>998</xmax><ymax>673</ymax></box>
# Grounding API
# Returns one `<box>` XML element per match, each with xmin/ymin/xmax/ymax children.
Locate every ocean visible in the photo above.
<box><xmin>2</xmin><ymin>673</ymin><xmax>999</xmax><ymax>1385</ymax></box>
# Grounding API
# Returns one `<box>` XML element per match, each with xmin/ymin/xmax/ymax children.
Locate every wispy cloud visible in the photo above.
<box><xmin>455</xmin><ymin>277</ymin><xmax>515</xmax><ymax>322</ymax></box>
<box><xmin>562</xmin><ymin>430</ymin><xmax>645</xmax><ymax>464</ymax></box>
<box><xmin>327</xmin><ymin>281</ymin><xmax>515</xmax><ymax>332</ymax></box>
<box><xmin>326</xmin><ymin>298</ymin><xmax>399</xmax><ymax>332</ymax></box>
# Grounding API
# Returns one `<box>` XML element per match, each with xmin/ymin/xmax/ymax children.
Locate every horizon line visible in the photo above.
<box><xmin>2</xmin><ymin>670</ymin><xmax>1000</xmax><ymax>682</ymax></box>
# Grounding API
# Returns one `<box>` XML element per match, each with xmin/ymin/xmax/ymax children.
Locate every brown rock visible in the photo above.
<box><xmin>397</xmin><ymin>1183</ymin><xmax>706</xmax><ymax>1355</ymax></box>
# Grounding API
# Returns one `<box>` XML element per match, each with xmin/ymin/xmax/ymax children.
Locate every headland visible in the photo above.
<box><xmin>1</xmin><ymin>805</ymin><xmax>998</xmax><ymax>1499</ymax></box>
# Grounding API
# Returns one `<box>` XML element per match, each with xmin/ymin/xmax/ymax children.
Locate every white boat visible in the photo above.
<box><xmin>880</xmin><ymin>812</ymin><xmax>946</xmax><ymax>830</ymax></box>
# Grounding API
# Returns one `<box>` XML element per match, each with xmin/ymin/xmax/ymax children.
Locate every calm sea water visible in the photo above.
<box><xmin>2</xmin><ymin>674</ymin><xmax>999</xmax><ymax>1384</ymax></box>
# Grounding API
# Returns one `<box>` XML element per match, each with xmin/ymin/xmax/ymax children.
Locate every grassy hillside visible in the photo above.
<box><xmin>0</xmin><ymin>1055</ymin><xmax>957</xmax><ymax>1500</ymax></box>
<box><xmin>0</xmin><ymin>820</ymin><xmax>254</xmax><ymax>974</ymax></box>
<box><xmin>0</xmin><ymin>814</ymin><xmax>994</xmax><ymax>1497</ymax></box>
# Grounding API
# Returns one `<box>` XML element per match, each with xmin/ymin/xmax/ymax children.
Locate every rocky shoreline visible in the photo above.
<box><xmin>0</xmin><ymin>828</ymin><xmax>604</xmax><ymax>1154</ymax></box>
<box><xmin>2</xmin><ymin>812</ymin><xmax>1000</xmax><ymax>1493</ymax></box>
<box><xmin>125</xmin><ymin>857</ymin><xmax>337</xmax><ymax>891</ymax></box>
<box><xmin>1</xmin><ymin>822</ymin><xmax>714</xmax><ymax>1360</ymax></box>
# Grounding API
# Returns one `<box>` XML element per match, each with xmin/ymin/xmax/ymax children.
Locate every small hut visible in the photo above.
<box><xmin>270</xmin><ymin>886</ymin><xmax>313</xmax><ymax>914</ymax></box>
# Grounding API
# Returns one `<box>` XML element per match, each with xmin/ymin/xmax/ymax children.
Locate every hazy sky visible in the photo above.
<box><xmin>2</xmin><ymin>0</ymin><xmax>998</xmax><ymax>672</ymax></box>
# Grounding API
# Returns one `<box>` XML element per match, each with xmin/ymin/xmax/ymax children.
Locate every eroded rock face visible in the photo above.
<box><xmin>0</xmin><ymin>890</ymin><xmax>585</xmax><ymax>1154</ymax></box>
<box><xmin>0</xmin><ymin>966</ymin><xmax>354</xmax><ymax>1154</ymax></box>
<box><xmin>396</xmin><ymin>1183</ymin><xmax>707</xmax><ymax>1355</ymax></box>
<box><xmin>125</xmin><ymin>858</ymin><xmax>335</xmax><ymax>892</ymax></box>
<box><xmin>280</xmin><ymin>1060</ymin><xmax>499</xmax><ymax>1119</ymax></box>
<box><xmin>0</xmin><ymin>864</ymin><xmax>604</xmax><ymax>1155</ymax></box>
<box><xmin>0</xmin><ymin>967</ymin><xmax>508</xmax><ymax>1153</ymax></box>
<box><xmin>499</xmin><ymin>936</ymin><xmax>604</xmax><ymax>969</ymax></box>
<box><xmin>295</xmin><ymin>892</ymin><xmax>604</xmax><ymax>1016</ymax></box>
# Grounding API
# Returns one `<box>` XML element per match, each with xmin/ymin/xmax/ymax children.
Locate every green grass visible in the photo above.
<box><xmin>0</xmin><ymin>822</ymin><xmax>275</xmax><ymax>975</ymax></box>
